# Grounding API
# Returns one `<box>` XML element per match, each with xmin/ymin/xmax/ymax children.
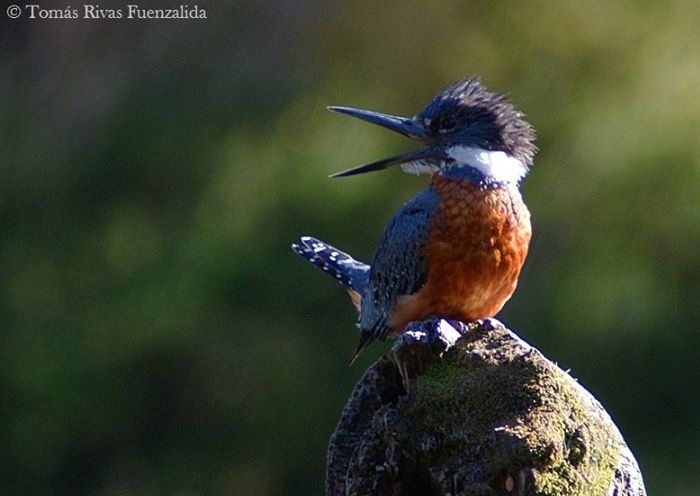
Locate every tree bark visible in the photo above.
<box><xmin>326</xmin><ymin>319</ymin><xmax>647</xmax><ymax>496</ymax></box>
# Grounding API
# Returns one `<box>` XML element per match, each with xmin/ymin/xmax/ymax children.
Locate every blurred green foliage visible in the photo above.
<box><xmin>1</xmin><ymin>0</ymin><xmax>699</xmax><ymax>494</ymax></box>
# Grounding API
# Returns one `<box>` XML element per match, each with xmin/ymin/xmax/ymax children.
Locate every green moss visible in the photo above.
<box><xmin>407</xmin><ymin>360</ymin><xmax>467</xmax><ymax>434</ymax></box>
<box><xmin>530</xmin><ymin>363</ymin><xmax>621</xmax><ymax>495</ymax></box>
<box><xmin>401</xmin><ymin>337</ymin><xmax>622</xmax><ymax>495</ymax></box>
<box><xmin>414</xmin><ymin>360</ymin><xmax>465</xmax><ymax>403</ymax></box>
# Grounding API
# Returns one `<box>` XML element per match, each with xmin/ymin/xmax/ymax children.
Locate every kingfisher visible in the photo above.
<box><xmin>292</xmin><ymin>77</ymin><xmax>536</xmax><ymax>364</ymax></box>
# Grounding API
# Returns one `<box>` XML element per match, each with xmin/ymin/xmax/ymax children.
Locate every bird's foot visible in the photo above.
<box><xmin>466</xmin><ymin>317</ymin><xmax>505</xmax><ymax>332</ymax></box>
<box><xmin>402</xmin><ymin>318</ymin><xmax>464</xmax><ymax>350</ymax></box>
<box><xmin>391</xmin><ymin>318</ymin><xmax>465</xmax><ymax>392</ymax></box>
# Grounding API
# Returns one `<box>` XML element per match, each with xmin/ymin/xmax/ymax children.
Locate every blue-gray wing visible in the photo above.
<box><xmin>359</xmin><ymin>188</ymin><xmax>439</xmax><ymax>340</ymax></box>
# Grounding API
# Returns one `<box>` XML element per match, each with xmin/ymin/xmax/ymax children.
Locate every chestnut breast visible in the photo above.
<box><xmin>388</xmin><ymin>171</ymin><xmax>531</xmax><ymax>332</ymax></box>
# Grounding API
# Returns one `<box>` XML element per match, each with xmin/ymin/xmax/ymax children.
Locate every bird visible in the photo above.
<box><xmin>292</xmin><ymin>77</ymin><xmax>537</xmax><ymax>364</ymax></box>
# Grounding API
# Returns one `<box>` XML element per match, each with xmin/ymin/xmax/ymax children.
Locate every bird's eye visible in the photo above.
<box><xmin>437</xmin><ymin>115</ymin><xmax>457</xmax><ymax>133</ymax></box>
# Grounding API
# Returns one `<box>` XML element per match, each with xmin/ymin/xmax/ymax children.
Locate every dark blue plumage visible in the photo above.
<box><xmin>359</xmin><ymin>188</ymin><xmax>438</xmax><ymax>341</ymax></box>
<box><xmin>293</xmin><ymin>77</ymin><xmax>536</xmax><ymax>364</ymax></box>
<box><xmin>293</xmin><ymin>188</ymin><xmax>439</xmax><ymax>363</ymax></box>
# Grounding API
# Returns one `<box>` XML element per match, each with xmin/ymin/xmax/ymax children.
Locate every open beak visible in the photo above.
<box><xmin>327</xmin><ymin>106</ymin><xmax>431</xmax><ymax>178</ymax></box>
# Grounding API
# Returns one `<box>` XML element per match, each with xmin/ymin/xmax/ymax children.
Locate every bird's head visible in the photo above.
<box><xmin>329</xmin><ymin>77</ymin><xmax>537</xmax><ymax>184</ymax></box>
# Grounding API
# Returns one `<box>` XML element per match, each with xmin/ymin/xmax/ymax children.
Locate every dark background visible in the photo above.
<box><xmin>2</xmin><ymin>1</ymin><xmax>698</xmax><ymax>494</ymax></box>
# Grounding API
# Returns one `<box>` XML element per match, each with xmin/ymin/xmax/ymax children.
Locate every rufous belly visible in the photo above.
<box><xmin>388</xmin><ymin>175</ymin><xmax>531</xmax><ymax>334</ymax></box>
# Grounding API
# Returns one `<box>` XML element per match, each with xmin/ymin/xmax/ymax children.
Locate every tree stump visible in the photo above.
<box><xmin>326</xmin><ymin>319</ymin><xmax>647</xmax><ymax>496</ymax></box>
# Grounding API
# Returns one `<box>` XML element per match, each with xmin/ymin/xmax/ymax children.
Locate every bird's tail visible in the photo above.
<box><xmin>291</xmin><ymin>236</ymin><xmax>370</xmax><ymax>310</ymax></box>
<box><xmin>348</xmin><ymin>331</ymin><xmax>375</xmax><ymax>365</ymax></box>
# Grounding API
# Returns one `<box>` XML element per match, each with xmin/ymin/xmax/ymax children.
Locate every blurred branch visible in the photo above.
<box><xmin>326</xmin><ymin>320</ymin><xmax>647</xmax><ymax>496</ymax></box>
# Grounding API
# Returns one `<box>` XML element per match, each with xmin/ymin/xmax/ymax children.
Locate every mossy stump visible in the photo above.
<box><xmin>326</xmin><ymin>319</ymin><xmax>646</xmax><ymax>496</ymax></box>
